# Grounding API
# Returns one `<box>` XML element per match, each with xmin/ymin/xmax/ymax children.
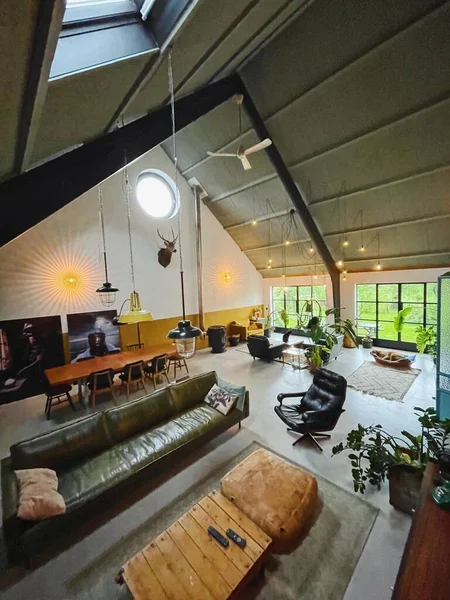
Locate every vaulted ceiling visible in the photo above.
<box><xmin>1</xmin><ymin>0</ymin><xmax>449</xmax><ymax>278</ymax></box>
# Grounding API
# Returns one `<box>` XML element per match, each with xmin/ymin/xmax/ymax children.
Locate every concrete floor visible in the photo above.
<box><xmin>0</xmin><ymin>344</ymin><xmax>437</xmax><ymax>599</ymax></box>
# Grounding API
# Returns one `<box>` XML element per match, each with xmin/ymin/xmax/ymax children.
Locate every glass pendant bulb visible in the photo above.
<box><xmin>96</xmin><ymin>282</ymin><xmax>119</xmax><ymax>307</ymax></box>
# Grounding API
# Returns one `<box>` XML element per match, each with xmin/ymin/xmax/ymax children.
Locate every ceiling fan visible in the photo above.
<box><xmin>206</xmin><ymin>94</ymin><xmax>272</xmax><ymax>171</ymax></box>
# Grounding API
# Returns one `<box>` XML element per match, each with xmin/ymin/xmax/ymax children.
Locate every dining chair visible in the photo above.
<box><xmin>127</xmin><ymin>343</ymin><xmax>144</xmax><ymax>351</ymax></box>
<box><xmin>87</xmin><ymin>368</ymin><xmax>117</xmax><ymax>408</ymax></box>
<box><xmin>44</xmin><ymin>382</ymin><xmax>75</xmax><ymax>420</ymax></box>
<box><xmin>167</xmin><ymin>353</ymin><xmax>189</xmax><ymax>380</ymax></box>
<box><xmin>144</xmin><ymin>353</ymin><xmax>170</xmax><ymax>390</ymax></box>
<box><xmin>119</xmin><ymin>360</ymin><xmax>147</xmax><ymax>401</ymax></box>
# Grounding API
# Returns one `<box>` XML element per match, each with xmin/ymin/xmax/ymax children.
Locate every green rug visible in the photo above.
<box><xmin>67</xmin><ymin>442</ymin><xmax>378</xmax><ymax>599</ymax></box>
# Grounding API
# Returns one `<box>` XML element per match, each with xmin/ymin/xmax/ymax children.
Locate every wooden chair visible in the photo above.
<box><xmin>87</xmin><ymin>368</ymin><xmax>117</xmax><ymax>408</ymax></box>
<box><xmin>167</xmin><ymin>353</ymin><xmax>189</xmax><ymax>380</ymax></box>
<box><xmin>45</xmin><ymin>383</ymin><xmax>75</xmax><ymax>420</ymax></box>
<box><xmin>119</xmin><ymin>360</ymin><xmax>147</xmax><ymax>401</ymax></box>
<box><xmin>127</xmin><ymin>343</ymin><xmax>144</xmax><ymax>351</ymax></box>
<box><xmin>144</xmin><ymin>353</ymin><xmax>170</xmax><ymax>390</ymax></box>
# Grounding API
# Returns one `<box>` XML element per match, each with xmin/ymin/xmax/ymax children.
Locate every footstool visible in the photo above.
<box><xmin>221</xmin><ymin>448</ymin><xmax>318</xmax><ymax>551</ymax></box>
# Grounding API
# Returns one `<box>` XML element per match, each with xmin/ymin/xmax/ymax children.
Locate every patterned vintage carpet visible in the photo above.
<box><xmin>347</xmin><ymin>360</ymin><xmax>421</xmax><ymax>402</ymax></box>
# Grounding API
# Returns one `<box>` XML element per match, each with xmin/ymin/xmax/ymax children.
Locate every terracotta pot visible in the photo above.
<box><xmin>343</xmin><ymin>332</ymin><xmax>356</xmax><ymax>348</ymax></box>
<box><xmin>388</xmin><ymin>464</ymin><xmax>423</xmax><ymax>515</ymax></box>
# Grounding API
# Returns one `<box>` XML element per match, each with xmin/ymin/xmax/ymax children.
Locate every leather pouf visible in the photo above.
<box><xmin>221</xmin><ymin>449</ymin><xmax>318</xmax><ymax>552</ymax></box>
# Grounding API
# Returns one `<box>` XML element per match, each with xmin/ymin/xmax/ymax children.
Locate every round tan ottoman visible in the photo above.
<box><xmin>221</xmin><ymin>448</ymin><xmax>318</xmax><ymax>551</ymax></box>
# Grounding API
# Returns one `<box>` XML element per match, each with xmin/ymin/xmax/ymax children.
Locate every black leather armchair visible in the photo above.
<box><xmin>247</xmin><ymin>335</ymin><xmax>285</xmax><ymax>362</ymax></box>
<box><xmin>274</xmin><ymin>368</ymin><xmax>347</xmax><ymax>451</ymax></box>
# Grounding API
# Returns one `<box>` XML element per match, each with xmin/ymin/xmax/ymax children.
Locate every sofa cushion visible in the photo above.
<box><xmin>58</xmin><ymin>404</ymin><xmax>225</xmax><ymax>513</ymax></box>
<box><xmin>169</xmin><ymin>371</ymin><xmax>217</xmax><ymax>413</ymax></box>
<box><xmin>10</xmin><ymin>413</ymin><xmax>112</xmax><ymax>472</ymax></box>
<box><xmin>204</xmin><ymin>384</ymin><xmax>238</xmax><ymax>415</ymax></box>
<box><xmin>15</xmin><ymin>469</ymin><xmax>66</xmax><ymax>521</ymax></box>
<box><xmin>105</xmin><ymin>388</ymin><xmax>176</xmax><ymax>444</ymax></box>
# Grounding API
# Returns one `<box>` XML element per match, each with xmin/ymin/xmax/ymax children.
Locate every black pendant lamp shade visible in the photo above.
<box><xmin>168</xmin><ymin>317</ymin><xmax>202</xmax><ymax>359</ymax></box>
<box><xmin>96</xmin><ymin>280</ymin><xmax>119</xmax><ymax>307</ymax></box>
<box><xmin>96</xmin><ymin>183</ymin><xmax>119</xmax><ymax>306</ymax></box>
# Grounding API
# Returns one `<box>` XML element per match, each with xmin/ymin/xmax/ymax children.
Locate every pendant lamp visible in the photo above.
<box><xmin>96</xmin><ymin>182</ymin><xmax>119</xmax><ymax>306</ymax></box>
<box><xmin>165</xmin><ymin>50</ymin><xmax>201</xmax><ymax>358</ymax></box>
<box><xmin>114</xmin><ymin>164</ymin><xmax>153</xmax><ymax>345</ymax></box>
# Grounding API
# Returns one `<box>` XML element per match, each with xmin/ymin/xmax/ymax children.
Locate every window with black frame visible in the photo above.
<box><xmin>271</xmin><ymin>285</ymin><xmax>327</xmax><ymax>329</ymax></box>
<box><xmin>356</xmin><ymin>282</ymin><xmax>437</xmax><ymax>349</ymax></box>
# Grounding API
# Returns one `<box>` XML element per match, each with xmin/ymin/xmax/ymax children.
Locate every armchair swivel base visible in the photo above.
<box><xmin>287</xmin><ymin>428</ymin><xmax>331</xmax><ymax>451</ymax></box>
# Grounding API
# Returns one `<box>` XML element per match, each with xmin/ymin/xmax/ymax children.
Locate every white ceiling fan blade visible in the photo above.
<box><xmin>207</xmin><ymin>151</ymin><xmax>237</xmax><ymax>157</ymax></box>
<box><xmin>244</xmin><ymin>138</ymin><xmax>272</xmax><ymax>155</ymax></box>
<box><xmin>239</xmin><ymin>155</ymin><xmax>252</xmax><ymax>170</ymax></box>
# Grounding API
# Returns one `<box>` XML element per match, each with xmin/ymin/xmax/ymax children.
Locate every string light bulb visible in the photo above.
<box><xmin>267</xmin><ymin>264</ymin><xmax>271</xmax><ymax>269</ymax></box>
<box><xmin>343</xmin><ymin>269</ymin><xmax>347</xmax><ymax>275</ymax></box>
<box><xmin>313</xmin><ymin>274</ymin><xmax>318</xmax><ymax>280</ymax></box>
<box><xmin>337</xmin><ymin>259</ymin><xmax>344</xmax><ymax>268</ymax></box>
<box><xmin>268</xmin><ymin>258</ymin><xmax>272</xmax><ymax>263</ymax></box>
<box><xmin>376</xmin><ymin>262</ymin><xmax>382</xmax><ymax>271</ymax></box>
<box><xmin>359</xmin><ymin>245</ymin><xmax>365</xmax><ymax>252</ymax></box>
<box><xmin>252</xmin><ymin>220</ymin><xmax>257</xmax><ymax>226</ymax></box>
<box><xmin>309</xmin><ymin>246</ymin><xmax>314</xmax><ymax>254</ymax></box>
<box><xmin>285</xmin><ymin>240</ymin><xmax>290</xmax><ymax>246</ymax></box>
<box><xmin>343</xmin><ymin>239</ymin><xmax>349</xmax><ymax>247</ymax></box>
<box><xmin>343</xmin><ymin>274</ymin><xmax>347</xmax><ymax>281</ymax></box>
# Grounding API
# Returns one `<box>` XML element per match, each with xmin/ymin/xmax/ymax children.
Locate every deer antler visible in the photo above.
<box><xmin>171</xmin><ymin>228</ymin><xmax>179</xmax><ymax>243</ymax></box>
<box><xmin>157</xmin><ymin>228</ymin><xmax>169</xmax><ymax>243</ymax></box>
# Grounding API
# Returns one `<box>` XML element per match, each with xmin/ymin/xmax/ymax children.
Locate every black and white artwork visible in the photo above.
<box><xmin>0</xmin><ymin>316</ymin><xmax>65</xmax><ymax>404</ymax></box>
<box><xmin>67</xmin><ymin>310</ymin><xmax>120</xmax><ymax>363</ymax></box>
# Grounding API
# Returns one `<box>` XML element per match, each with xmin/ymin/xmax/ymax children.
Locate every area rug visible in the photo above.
<box><xmin>67</xmin><ymin>442</ymin><xmax>378</xmax><ymax>600</ymax></box>
<box><xmin>347</xmin><ymin>360</ymin><xmax>421</xmax><ymax>402</ymax></box>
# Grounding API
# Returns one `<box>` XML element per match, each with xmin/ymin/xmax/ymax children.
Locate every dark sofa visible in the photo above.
<box><xmin>1</xmin><ymin>371</ymin><xmax>249</xmax><ymax>566</ymax></box>
<box><xmin>247</xmin><ymin>335</ymin><xmax>286</xmax><ymax>362</ymax></box>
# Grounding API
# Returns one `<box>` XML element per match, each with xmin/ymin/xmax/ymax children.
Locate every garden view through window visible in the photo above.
<box><xmin>356</xmin><ymin>282</ymin><xmax>437</xmax><ymax>347</ymax></box>
<box><xmin>271</xmin><ymin>285</ymin><xmax>327</xmax><ymax>328</ymax></box>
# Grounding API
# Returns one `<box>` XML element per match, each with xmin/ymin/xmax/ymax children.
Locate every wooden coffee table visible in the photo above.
<box><xmin>116</xmin><ymin>490</ymin><xmax>272</xmax><ymax>599</ymax></box>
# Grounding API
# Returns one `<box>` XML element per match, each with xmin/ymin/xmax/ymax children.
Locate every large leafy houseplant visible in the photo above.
<box><xmin>325</xmin><ymin>308</ymin><xmax>359</xmax><ymax>348</ymax></box>
<box><xmin>332</xmin><ymin>407</ymin><xmax>450</xmax><ymax>513</ymax></box>
<box><xmin>305</xmin><ymin>321</ymin><xmax>334</xmax><ymax>372</ymax></box>
<box><xmin>279</xmin><ymin>309</ymin><xmax>290</xmax><ymax>329</ymax></box>
<box><xmin>393</xmin><ymin>307</ymin><xmax>413</xmax><ymax>334</ymax></box>
<box><xmin>415</xmin><ymin>325</ymin><xmax>437</xmax><ymax>359</ymax></box>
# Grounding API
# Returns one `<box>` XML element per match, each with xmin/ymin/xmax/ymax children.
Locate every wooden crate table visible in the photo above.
<box><xmin>116</xmin><ymin>490</ymin><xmax>272</xmax><ymax>599</ymax></box>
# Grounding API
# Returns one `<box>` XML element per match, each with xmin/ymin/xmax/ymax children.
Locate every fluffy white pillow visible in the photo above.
<box><xmin>204</xmin><ymin>384</ymin><xmax>238</xmax><ymax>415</ymax></box>
<box><xmin>15</xmin><ymin>468</ymin><xmax>66</xmax><ymax>520</ymax></box>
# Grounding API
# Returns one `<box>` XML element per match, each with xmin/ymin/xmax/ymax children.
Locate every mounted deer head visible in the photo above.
<box><xmin>157</xmin><ymin>228</ymin><xmax>178</xmax><ymax>268</ymax></box>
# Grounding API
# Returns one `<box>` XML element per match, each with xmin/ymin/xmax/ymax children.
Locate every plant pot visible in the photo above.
<box><xmin>229</xmin><ymin>335</ymin><xmax>240</xmax><ymax>347</ymax></box>
<box><xmin>309</xmin><ymin>363</ymin><xmax>318</xmax><ymax>373</ymax></box>
<box><xmin>362</xmin><ymin>337</ymin><xmax>373</xmax><ymax>349</ymax></box>
<box><xmin>343</xmin><ymin>332</ymin><xmax>356</xmax><ymax>348</ymax></box>
<box><xmin>264</xmin><ymin>329</ymin><xmax>271</xmax><ymax>338</ymax></box>
<box><xmin>388</xmin><ymin>464</ymin><xmax>424</xmax><ymax>515</ymax></box>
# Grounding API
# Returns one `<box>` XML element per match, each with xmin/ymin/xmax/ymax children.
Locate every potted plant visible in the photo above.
<box><xmin>279</xmin><ymin>309</ymin><xmax>290</xmax><ymax>330</ymax></box>
<box><xmin>305</xmin><ymin>321</ymin><xmax>334</xmax><ymax>372</ymax></box>
<box><xmin>325</xmin><ymin>308</ymin><xmax>359</xmax><ymax>349</ymax></box>
<box><xmin>332</xmin><ymin>407</ymin><xmax>450</xmax><ymax>514</ymax></box>
<box><xmin>415</xmin><ymin>325</ymin><xmax>437</xmax><ymax>361</ymax></box>
<box><xmin>263</xmin><ymin>311</ymin><xmax>276</xmax><ymax>338</ymax></box>
<box><xmin>393</xmin><ymin>307</ymin><xmax>413</xmax><ymax>339</ymax></box>
<box><xmin>361</xmin><ymin>327</ymin><xmax>373</xmax><ymax>349</ymax></box>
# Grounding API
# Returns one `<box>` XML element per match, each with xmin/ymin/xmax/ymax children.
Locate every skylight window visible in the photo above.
<box><xmin>63</xmin><ymin>0</ymin><xmax>137</xmax><ymax>24</ymax></box>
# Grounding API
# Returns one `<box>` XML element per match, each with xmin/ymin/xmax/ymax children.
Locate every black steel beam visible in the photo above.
<box><xmin>0</xmin><ymin>74</ymin><xmax>242</xmax><ymax>248</ymax></box>
<box><xmin>238</xmin><ymin>76</ymin><xmax>341</xmax><ymax>307</ymax></box>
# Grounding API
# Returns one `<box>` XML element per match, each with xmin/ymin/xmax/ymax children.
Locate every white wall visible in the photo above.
<box><xmin>341</xmin><ymin>268</ymin><xmax>449</xmax><ymax>321</ymax></box>
<box><xmin>201</xmin><ymin>203</ymin><xmax>263</xmax><ymax>312</ymax></box>
<box><xmin>0</xmin><ymin>146</ymin><xmax>263</xmax><ymax>331</ymax></box>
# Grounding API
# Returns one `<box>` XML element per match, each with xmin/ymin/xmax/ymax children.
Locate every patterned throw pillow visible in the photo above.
<box><xmin>204</xmin><ymin>384</ymin><xmax>238</xmax><ymax>416</ymax></box>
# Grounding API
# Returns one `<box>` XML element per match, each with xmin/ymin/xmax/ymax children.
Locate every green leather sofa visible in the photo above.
<box><xmin>1</xmin><ymin>371</ymin><xmax>249</xmax><ymax>566</ymax></box>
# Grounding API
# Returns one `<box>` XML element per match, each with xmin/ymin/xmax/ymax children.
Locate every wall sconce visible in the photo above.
<box><xmin>223</xmin><ymin>272</ymin><xmax>232</xmax><ymax>282</ymax></box>
<box><xmin>63</xmin><ymin>273</ymin><xmax>79</xmax><ymax>289</ymax></box>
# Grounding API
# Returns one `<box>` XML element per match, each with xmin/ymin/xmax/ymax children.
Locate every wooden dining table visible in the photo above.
<box><xmin>45</xmin><ymin>345</ymin><xmax>177</xmax><ymax>401</ymax></box>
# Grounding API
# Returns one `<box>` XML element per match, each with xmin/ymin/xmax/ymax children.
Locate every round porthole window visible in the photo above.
<box><xmin>135</xmin><ymin>169</ymin><xmax>180</xmax><ymax>219</ymax></box>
